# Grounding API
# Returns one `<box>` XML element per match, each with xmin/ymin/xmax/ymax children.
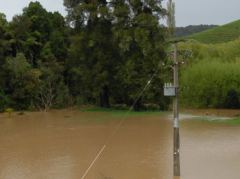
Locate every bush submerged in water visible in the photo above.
<box><xmin>4</xmin><ymin>108</ymin><xmax>14</xmax><ymax>117</ymax></box>
<box><xmin>180</xmin><ymin>60</ymin><xmax>240</xmax><ymax>108</ymax></box>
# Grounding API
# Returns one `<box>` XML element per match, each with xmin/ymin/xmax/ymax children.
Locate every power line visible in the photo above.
<box><xmin>80</xmin><ymin>61</ymin><xmax>162</xmax><ymax>179</ymax></box>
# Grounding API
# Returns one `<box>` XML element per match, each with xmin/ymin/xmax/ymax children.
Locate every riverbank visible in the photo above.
<box><xmin>1</xmin><ymin>108</ymin><xmax>240</xmax><ymax>125</ymax></box>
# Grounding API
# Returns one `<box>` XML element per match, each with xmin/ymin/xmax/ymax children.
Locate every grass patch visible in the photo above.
<box><xmin>82</xmin><ymin>107</ymin><xmax>167</xmax><ymax>117</ymax></box>
<box><xmin>67</xmin><ymin>107</ymin><xmax>168</xmax><ymax>124</ymax></box>
<box><xmin>218</xmin><ymin>117</ymin><xmax>240</xmax><ymax>125</ymax></box>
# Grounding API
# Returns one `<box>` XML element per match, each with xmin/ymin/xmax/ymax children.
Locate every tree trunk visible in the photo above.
<box><xmin>133</xmin><ymin>98</ymin><xmax>142</xmax><ymax>111</ymax></box>
<box><xmin>100</xmin><ymin>85</ymin><xmax>110</xmax><ymax>108</ymax></box>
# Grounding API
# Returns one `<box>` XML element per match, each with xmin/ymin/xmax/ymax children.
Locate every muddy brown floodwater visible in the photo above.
<box><xmin>0</xmin><ymin>110</ymin><xmax>240</xmax><ymax>179</ymax></box>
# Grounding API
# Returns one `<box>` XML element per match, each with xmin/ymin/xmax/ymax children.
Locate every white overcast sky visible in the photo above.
<box><xmin>0</xmin><ymin>0</ymin><xmax>239</xmax><ymax>27</ymax></box>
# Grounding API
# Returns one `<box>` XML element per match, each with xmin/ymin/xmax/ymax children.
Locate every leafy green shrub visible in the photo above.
<box><xmin>143</xmin><ymin>103</ymin><xmax>160</xmax><ymax>111</ymax></box>
<box><xmin>224</xmin><ymin>89</ymin><xmax>239</xmax><ymax>109</ymax></box>
<box><xmin>180</xmin><ymin>60</ymin><xmax>240</xmax><ymax>108</ymax></box>
<box><xmin>0</xmin><ymin>90</ymin><xmax>10</xmax><ymax>112</ymax></box>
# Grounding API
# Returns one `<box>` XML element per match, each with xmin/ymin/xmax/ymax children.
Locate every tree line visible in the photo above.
<box><xmin>0</xmin><ymin>0</ymin><xmax>169</xmax><ymax>111</ymax></box>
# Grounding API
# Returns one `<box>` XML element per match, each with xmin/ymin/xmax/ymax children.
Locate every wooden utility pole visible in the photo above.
<box><xmin>173</xmin><ymin>43</ymin><xmax>180</xmax><ymax>176</ymax></box>
<box><xmin>166</xmin><ymin>0</ymin><xmax>180</xmax><ymax>177</ymax></box>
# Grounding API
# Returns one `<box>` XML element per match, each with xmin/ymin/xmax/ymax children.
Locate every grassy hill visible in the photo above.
<box><xmin>188</xmin><ymin>20</ymin><xmax>240</xmax><ymax>44</ymax></box>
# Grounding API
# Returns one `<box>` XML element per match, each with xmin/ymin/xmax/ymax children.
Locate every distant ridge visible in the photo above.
<box><xmin>175</xmin><ymin>25</ymin><xmax>218</xmax><ymax>38</ymax></box>
<box><xmin>188</xmin><ymin>20</ymin><xmax>240</xmax><ymax>44</ymax></box>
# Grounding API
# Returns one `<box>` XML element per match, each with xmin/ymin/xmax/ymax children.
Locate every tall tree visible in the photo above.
<box><xmin>167</xmin><ymin>0</ymin><xmax>175</xmax><ymax>36</ymax></box>
<box><xmin>0</xmin><ymin>14</ymin><xmax>14</xmax><ymax>110</ymax></box>
<box><xmin>3</xmin><ymin>53</ymin><xmax>41</xmax><ymax>109</ymax></box>
<box><xmin>0</xmin><ymin>13</ymin><xmax>13</xmax><ymax>59</ymax></box>
<box><xmin>4</xmin><ymin>2</ymin><xmax>70</xmax><ymax>110</ymax></box>
<box><xmin>112</xmin><ymin>0</ymin><xmax>167</xmax><ymax>109</ymax></box>
<box><xmin>66</xmin><ymin>0</ymin><xmax>117</xmax><ymax>107</ymax></box>
<box><xmin>65</xmin><ymin>0</ymin><xmax>167</xmax><ymax>109</ymax></box>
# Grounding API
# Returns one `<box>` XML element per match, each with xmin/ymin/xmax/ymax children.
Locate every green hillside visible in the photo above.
<box><xmin>188</xmin><ymin>20</ymin><xmax>240</xmax><ymax>44</ymax></box>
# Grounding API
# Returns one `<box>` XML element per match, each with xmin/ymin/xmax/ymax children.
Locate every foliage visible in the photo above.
<box><xmin>37</xmin><ymin>60</ymin><xmax>68</xmax><ymax>110</ymax></box>
<box><xmin>0</xmin><ymin>89</ymin><xmax>10</xmax><ymax>111</ymax></box>
<box><xmin>180</xmin><ymin>60</ymin><xmax>240</xmax><ymax>108</ymax></box>
<box><xmin>3</xmin><ymin>53</ymin><xmax>41</xmax><ymax>109</ymax></box>
<box><xmin>0</xmin><ymin>1</ymin><xmax>168</xmax><ymax>111</ymax></box>
<box><xmin>179</xmin><ymin>23</ymin><xmax>240</xmax><ymax>109</ymax></box>
<box><xmin>65</xmin><ymin>0</ymin><xmax>168</xmax><ymax>110</ymax></box>
<box><xmin>0</xmin><ymin>2</ymin><xmax>70</xmax><ymax>111</ymax></box>
<box><xmin>178</xmin><ymin>38</ymin><xmax>240</xmax><ymax>63</ymax></box>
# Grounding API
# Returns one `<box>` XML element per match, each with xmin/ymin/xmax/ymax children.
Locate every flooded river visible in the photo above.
<box><xmin>0</xmin><ymin>110</ymin><xmax>239</xmax><ymax>179</ymax></box>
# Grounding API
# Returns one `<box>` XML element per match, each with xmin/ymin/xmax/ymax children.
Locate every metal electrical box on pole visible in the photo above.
<box><xmin>164</xmin><ymin>83</ymin><xmax>176</xmax><ymax>97</ymax></box>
